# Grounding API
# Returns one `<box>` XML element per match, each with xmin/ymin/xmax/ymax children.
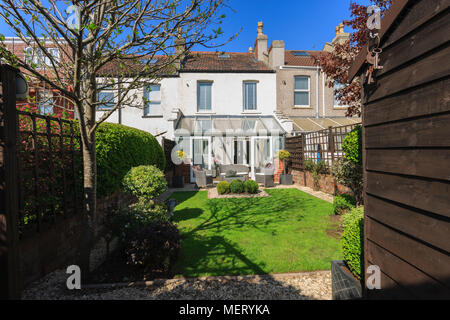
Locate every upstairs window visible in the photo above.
<box><xmin>197</xmin><ymin>82</ymin><xmax>212</xmax><ymax>111</ymax></box>
<box><xmin>294</xmin><ymin>76</ymin><xmax>310</xmax><ymax>107</ymax></box>
<box><xmin>37</xmin><ymin>90</ymin><xmax>54</xmax><ymax>115</ymax></box>
<box><xmin>97</xmin><ymin>90</ymin><xmax>115</xmax><ymax>111</ymax></box>
<box><xmin>24</xmin><ymin>47</ymin><xmax>60</xmax><ymax>67</ymax></box>
<box><xmin>144</xmin><ymin>84</ymin><xmax>161</xmax><ymax>116</ymax></box>
<box><xmin>334</xmin><ymin>80</ymin><xmax>348</xmax><ymax>108</ymax></box>
<box><xmin>243</xmin><ymin>81</ymin><xmax>257</xmax><ymax>111</ymax></box>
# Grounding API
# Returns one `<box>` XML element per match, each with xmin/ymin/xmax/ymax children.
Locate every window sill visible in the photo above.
<box><xmin>142</xmin><ymin>115</ymin><xmax>164</xmax><ymax>118</ymax></box>
<box><xmin>196</xmin><ymin>112</ymin><xmax>216</xmax><ymax>115</ymax></box>
<box><xmin>242</xmin><ymin>111</ymin><xmax>261</xmax><ymax>114</ymax></box>
<box><xmin>293</xmin><ymin>106</ymin><xmax>312</xmax><ymax>109</ymax></box>
<box><xmin>333</xmin><ymin>106</ymin><xmax>348</xmax><ymax>110</ymax></box>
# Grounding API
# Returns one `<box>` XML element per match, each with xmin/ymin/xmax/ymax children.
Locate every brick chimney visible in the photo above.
<box><xmin>174</xmin><ymin>35</ymin><xmax>186</xmax><ymax>70</ymax></box>
<box><xmin>254</xmin><ymin>21</ymin><xmax>268</xmax><ymax>64</ymax></box>
<box><xmin>269</xmin><ymin>40</ymin><xmax>285</xmax><ymax>69</ymax></box>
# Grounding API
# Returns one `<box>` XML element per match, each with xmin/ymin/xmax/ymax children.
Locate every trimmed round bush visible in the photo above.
<box><xmin>125</xmin><ymin>221</ymin><xmax>181</xmax><ymax>273</ymax></box>
<box><xmin>342</xmin><ymin>207</ymin><xmax>364</xmax><ymax>280</ymax></box>
<box><xmin>333</xmin><ymin>194</ymin><xmax>357</xmax><ymax>215</ymax></box>
<box><xmin>230</xmin><ymin>179</ymin><xmax>244</xmax><ymax>194</ymax></box>
<box><xmin>217</xmin><ymin>181</ymin><xmax>230</xmax><ymax>195</ymax></box>
<box><xmin>96</xmin><ymin>122</ymin><xmax>165</xmax><ymax>196</ymax></box>
<box><xmin>123</xmin><ymin>165</ymin><xmax>168</xmax><ymax>200</ymax></box>
<box><xmin>342</xmin><ymin>125</ymin><xmax>362</xmax><ymax>165</ymax></box>
<box><xmin>244</xmin><ymin>180</ymin><xmax>259</xmax><ymax>194</ymax></box>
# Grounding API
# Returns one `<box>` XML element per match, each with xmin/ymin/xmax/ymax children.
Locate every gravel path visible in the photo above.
<box><xmin>22</xmin><ymin>270</ymin><xmax>332</xmax><ymax>300</ymax></box>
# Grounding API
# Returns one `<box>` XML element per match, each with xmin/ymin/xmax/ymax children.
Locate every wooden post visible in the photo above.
<box><xmin>0</xmin><ymin>65</ymin><xmax>21</xmax><ymax>299</ymax></box>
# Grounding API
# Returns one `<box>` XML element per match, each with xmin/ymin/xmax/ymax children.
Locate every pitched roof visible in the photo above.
<box><xmin>97</xmin><ymin>56</ymin><xmax>177</xmax><ymax>77</ymax></box>
<box><xmin>284</xmin><ymin>50</ymin><xmax>321</xmax><ymax>67</ymax></box>
<box><xmin>181</xmin><ymin>51</ymin><xmax>274</xmax><ymax>73</ymax></box>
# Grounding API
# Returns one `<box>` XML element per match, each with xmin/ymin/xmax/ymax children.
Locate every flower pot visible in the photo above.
<box><xmin>172</xmin><ymin>176</ymin><xmax>184</xmax><ymax>188</ymax></box>
<box><xmin>331</xmin><ymin>260</ymin><xmax>363</xmax><ymax>300</ymax></box>
<box><xmin>279</xmin><ymin>174</ymin><xmax>293</xmax><ymax>185</ymax></box>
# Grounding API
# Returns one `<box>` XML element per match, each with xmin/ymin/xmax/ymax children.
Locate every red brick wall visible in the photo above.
<box><xmin>291</xmin><ymin>169</ymin><xmax>352</xmax><ymax>196</ymax></box>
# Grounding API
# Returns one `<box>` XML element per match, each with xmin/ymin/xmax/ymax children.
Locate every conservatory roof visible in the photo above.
<box><xmin>174</xmin><ymin>115</ymin><xmax>285</xmax><ymax>137</ymax></box>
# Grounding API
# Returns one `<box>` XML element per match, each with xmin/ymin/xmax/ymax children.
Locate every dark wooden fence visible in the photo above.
<box><xmin>285</xmin><ymin>123</ymin><xmax>361</xmax><ymax>170</ymax></box>
<box><xmin>350</xmin><ymin>0</ymin><xmax>450</xmax><ymax>299</ymax></box>
<box><xmin>16</xmin><ymin>110</ymin><xmax>83</xmax><ymax>236</ymax></box>
<box><xmin>0</xmin><ymin>65</ymin><xmax>83</xmax><ymax>298</ymax></box>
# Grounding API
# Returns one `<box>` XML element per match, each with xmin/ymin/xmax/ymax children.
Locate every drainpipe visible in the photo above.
<box><xmin>322</xmin><ymin>71</ymin><xmax>326</xmax><ymax>118</ymax></box>
<box><xmin>316</xmin><ymin>68</ymin><xmax>319</xmax><ymax>119</ymax></box>
<box><xmin>118</xmin><ymin>77</ymin><xmax>122</xmax><ymax>124</ymax></box>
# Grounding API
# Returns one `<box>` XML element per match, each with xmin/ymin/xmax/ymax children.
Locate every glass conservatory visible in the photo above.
<box><xmin>173</xmin><ymin>115</ymin><xmax>286</xmax><ymax>182</ymax></box>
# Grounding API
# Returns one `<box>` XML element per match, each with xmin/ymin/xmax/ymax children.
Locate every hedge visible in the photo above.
<box><xmin>96</xmin><ymin>123</ymin><xmax>165</xmax><ymax>196</ymax></box>
<box><xmin>333</xmin><ymin>194</ymin><xmax>356</xmax><ymax>215</ymax></box>
<box><xmin>342</xmin><ymin>207</ymin><xmax>364</xmax><ymax>280</ymax></box>
<box><xmin>342</xmin><ymin>125</ymin><xmax>362</xmax><ymax>165</ymax></box>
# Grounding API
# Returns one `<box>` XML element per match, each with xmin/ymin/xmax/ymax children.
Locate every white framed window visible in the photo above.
<box><xmin>97</xmin><ymin>90</ymin><xmax>115</xmax><ymax>111</ymax></box>
<box><xmin>37</xmin><ymin>90</ymin><xmax>54</xmax><ymax>115</ymax></box>
<box><xmin>294</xmin><ymin>76</ymin><xmax>310</xmax><ymax>107</ymax></box>
<box><xmin>144</xmin><ymin>84</ymin><xmax>162</xmax><ymax>116</ymax></box>
<box><xmin>24</xmin><ymin>47</ymin><xmax>60</xmax><ymax>67</ymax></box>
<box><xmin>334</xmin><ymin>80</ymin><xmax>348</xmax><ymax>109</ymax></box>
<box><xmin>197</xmin><ymin>82</ymin><xmax>212</xmax><ymax>111</ymax></box>
<box><xmin>243</xmin><ymin>81</ymin><xmax>257</xmax><ymax>111</ymax></box>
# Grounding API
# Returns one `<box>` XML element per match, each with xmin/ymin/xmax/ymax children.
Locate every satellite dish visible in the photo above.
<box><xmin>15</xmin><ymin>72</ymin><xmax>29</xmax><ymax>100</ymax></box>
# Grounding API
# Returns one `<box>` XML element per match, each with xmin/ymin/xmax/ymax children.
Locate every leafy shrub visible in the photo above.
<box><xmin>230</xmin><ymin>179</ymin><xmax>244</xmax><ymax>194</ymax></box>
<box><xmin>331</xmin><ymin>158</ymin><xmax>363</xmax><ymax>205</ymax></box>
<box><xmin>217</xmin><ymin>181</ymin><xmax>230</xmax><ymax>195</ymax></box>
<box><xmin>96</xmin><ymin>123</ymin><xmax>165</xmax><ymax>196</ymax></box>
<box><xmin>304</xmin><ymin>160</ymin><xmax>329</xmax><ymax>191</ymax></box>
<box><xmin>304</xmin><ymin>159</ymin><xmax>315</xmax><ymax>172</ymax></box>
<box><xmin>125</xmin><ymin>221</ymin><xmax>181</xmax><ymax>273</ymax></box>
<box><xmin>342</xmin><ymin>207</ymin><xmax>364</xmax><ymax>280</ymax></box>
<box><xmin>342</xmin><ymin>125</ymin><xmax>362</xmax><ymax>165</ymax></box>
<box><xmin>123</xmin><ymin>165</ymin><xmax>168</xmax><ymax>200</ymax></box>
<box><xmin>277</xmin><ymin>150</ymin><xmax>291</xmax><ymax>161</ymax></box>
<box><xmin>104</xmin><ymin>200</ymin><xmax>170</xmax><ymax>246</ymax></box>
<box><xmin>333</xmin><ymin>194</ymin><xmax>357</xmax><ymax>215</ymax></box>
<box><xmin>244</xmin><ymin>180</ymin><xmax>259</xmax><ymax>194</ymax></box>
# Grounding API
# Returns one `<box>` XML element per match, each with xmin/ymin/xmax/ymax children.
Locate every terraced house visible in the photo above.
<box><xmin>254</xmin><ymin>22</ymin><xmax>361</xmax><ymax>133</ymax></box>
<box><xmin>96</xmin><ymin>40</ymin><xmax>286</xmax><ymax>183</ymax></box>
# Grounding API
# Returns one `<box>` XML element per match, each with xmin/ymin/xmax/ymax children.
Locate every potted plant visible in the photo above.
<box><xmin>277</xmin><ymin>150</ymin><xmax>293</xmax><ymax>185</ymax></box>
<box><xmin>172</xmin><ymin>150</ymin><xmax>186</xmax><ymax>188</ymax></box>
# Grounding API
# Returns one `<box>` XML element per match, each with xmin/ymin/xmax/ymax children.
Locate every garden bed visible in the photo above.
<box><xmin>208</xmin><ymin>188</ymin><xmax>270</xmax><ymax>199</ymax></box>
<box><xmin>88</xmin><ymin>249</ymin><xmax>172</xmax><ymax>284</ymax></box>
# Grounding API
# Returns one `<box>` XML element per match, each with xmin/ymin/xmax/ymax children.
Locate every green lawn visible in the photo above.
<box><xmin>170</xmin><ymin>188</ymin><xmax>343</xmax><ymax>278</ymax></box>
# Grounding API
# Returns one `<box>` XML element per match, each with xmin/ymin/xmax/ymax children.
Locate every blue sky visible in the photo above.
<box><xmin>213</xmin><ymin>0</ymin><xmax>371</xmax><ymax>52</ymax></box>
<box><xmin>0</xmin><ymin>0</ymin><xmax>371</xmax><ymax>53</ymax></box>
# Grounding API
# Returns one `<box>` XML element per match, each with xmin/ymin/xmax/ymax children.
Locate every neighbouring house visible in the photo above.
<box><xmin>96</xmin><ymin>42</ymin><xmax>285</xmax><ymax>183</ymax></box>
<box><xmin>2</xmin><ymin>37</ymin><xmax>75</xmax><ymax>118</ymax></box>
<box><xmin>252</xmin><ymin>22</ymin><xmax>361</xmax><ymax>134</ymax></box>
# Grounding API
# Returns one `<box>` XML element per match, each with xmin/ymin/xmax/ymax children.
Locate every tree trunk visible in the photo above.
<box><xmin>79</xmin><ymin>131</ymin><xmax>96</xmax><ymax>282</ymax></box>
<box><xmin>77</xmin><ymin>86</ymin><xmax>97</xmax><ymax>282</ymax></box>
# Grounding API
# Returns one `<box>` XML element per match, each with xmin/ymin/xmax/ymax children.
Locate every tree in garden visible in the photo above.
<box><xmin>314</xmin><ymin>0</ymin><xmax>391</xmax><ymax>117</ymax></box>
<box><xmin>0</xmin><ymin>0</ymin><xmax>236</xmax><ymax>275</ymax></box>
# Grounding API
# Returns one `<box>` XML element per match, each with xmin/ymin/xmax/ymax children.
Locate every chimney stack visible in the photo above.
<box><xmin>254</xmin><ymin>21</ymin><xmax>268</xmax><ymax>64</ymax></box>
<box><xmin>269</xmin><ymin>40</ymin><xmax>285</xmax><ymax>69</ymax></box>
<box><xmin>174</xmin><ymin>29</ymin><xmax>186</xmax><ymax>70</ymax></box>
<box><xmin>248</xmin><ymin>47</ymin><xmax>253</xmax><ymax>54</ymax></box>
